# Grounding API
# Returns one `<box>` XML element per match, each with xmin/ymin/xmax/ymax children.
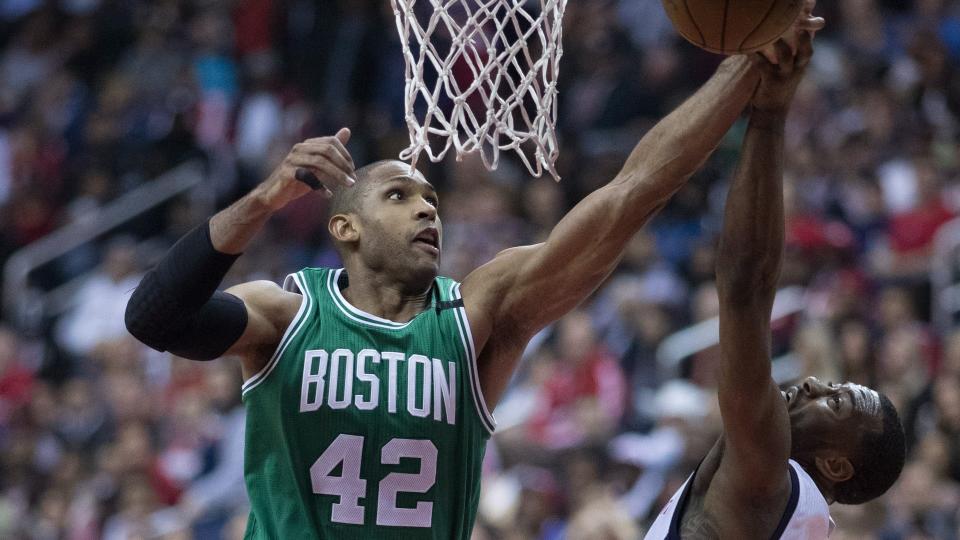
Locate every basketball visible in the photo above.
<box><xmin>661</xmin><ymin>0</ymin><xmax>805</xmax><ymax>55</ymax></box>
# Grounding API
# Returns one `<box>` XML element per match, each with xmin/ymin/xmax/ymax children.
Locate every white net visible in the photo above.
<box><xmin>391</xmin><ymin>0</ymin><xmax>567</xmax><ymax>179</ymax></box>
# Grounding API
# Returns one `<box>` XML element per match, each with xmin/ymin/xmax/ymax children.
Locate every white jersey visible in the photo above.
<box><xmin>644</xmin><ymin>459</ymin><xmax>835</xmax><ymax>539</ymax></box>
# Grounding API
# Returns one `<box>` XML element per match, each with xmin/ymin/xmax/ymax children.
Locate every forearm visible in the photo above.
<box><xmin>209</xmin><ymin>187</ymin><xmax>276</xmax><ymax>254</ymax></box>
<box><xmin>713</xmin><ymin>112</ymin><xmax>791</xmax><ymax>468</ymax></box>
<box><xmin>613</xmin><ymin>56</ymin><xmax>759</xmax><ymax>206</ymax></box>
<box><xmin>183</xmin><ymin>411</ymin><xmax>247</xmax><ymax>513</ymax></box>
<box><xmin>486</xmin><ymin>60</ymin><xmax>761</xmax><ymax>331</ymax></box>
<box><xmin>124</xmin><ymin>191</ymin><xmax>276</xmax><ymax>358</ymax></box>
<box><xmin>535</xmin><ymin>57</ymin><xmax>760</xmax><ymax>256</ymax></box>
<box><xmin>716</xmin><ymin>110</ymin><xmax>786</xmax><ymax>300</ymax></box>
<box><xmin>126</xmin><ymin>132</ymin><xmax>354</xmax><ymax>358</ymax></box>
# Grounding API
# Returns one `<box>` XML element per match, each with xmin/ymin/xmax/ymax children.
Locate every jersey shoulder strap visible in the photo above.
<box><xmin>284</xmin><ymin>267</ymin><xmax>331</xmax><ymax>295</ymax></box>
<box><xmin>432</xmin><ymin>276</ymin><xmax>465</xmax><ymax>312</ymax></box>
<box><xmin>436</xmin><ymin>277</ymin><xmax>496</xmax><ymax>434</ymax></box>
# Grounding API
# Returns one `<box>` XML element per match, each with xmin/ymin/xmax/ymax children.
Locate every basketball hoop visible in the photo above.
<box><xmin>391</xmin><ymin>0</ymin><xmax>567</xmax><ymax>180</ymax></box>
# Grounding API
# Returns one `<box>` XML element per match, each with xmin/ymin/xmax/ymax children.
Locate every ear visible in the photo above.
<box><xmin>814</xmin><ymin>455</ymin><xmax>854</xmax><ymax>484</ymax></box>
<box><xmin>329</xmin><ymin>214</ymin><xmax>360</xmax><ymax>244</ymax></box>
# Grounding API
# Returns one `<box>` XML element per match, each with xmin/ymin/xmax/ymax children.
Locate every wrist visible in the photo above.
<box><xmin>247</xmin><ymin>184</ymin><xmax>283</xmax><ymax>213</ymax></box>
<box><xmin>719</xmin><ymin>55</ymin><xmax>757</xmax><ymax>81</ymax></box>
<box><xmin>209</xmin><ymin>189</ymin><xmax>275</xmax><ymax>254</ymax></box>
<box><xmin>748</xmin><ymin>107</ymin><xmax>788</xmax><ymax>130</ymax></box>
<box><xmin>720</xmin><ymin>54</ymin><xmax>751</xmax><ymax>70</ymax></box>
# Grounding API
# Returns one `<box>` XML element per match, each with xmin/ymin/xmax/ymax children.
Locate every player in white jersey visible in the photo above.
<box><xmin>645</xmin><ymin>7</ymin><xmax>906</xmax><ymax>539</ymax></box>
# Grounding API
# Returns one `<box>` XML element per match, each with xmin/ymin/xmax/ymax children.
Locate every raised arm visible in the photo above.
<box><xmin>125</xmin><ymin>130</ymin><xmax>355</xmax><ymax>376</ymax></box>
<box><xmin>460</xmin><ymin>55</ymin><xmax>762</xmax><ymax>405</ymax></box>
<box><xmin>714</xmin><ymin>33</ymin><xmax>813</xmax><ymax>496</ymax></box>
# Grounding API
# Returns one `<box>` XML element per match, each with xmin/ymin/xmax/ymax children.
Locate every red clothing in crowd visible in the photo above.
<box><xmin>0</xmin><ymin>362</ymin><xmax>33</xmax><ymax>407</ymax></box>
<box><xmin>528</xmin><ymin>346</ymin><xmax>626</xmax><ymax>449</ymax></box>
<box><xmin>888</xmin><ymin>199</ymin><xmax>955</xmax><ymax>254</ymax></box>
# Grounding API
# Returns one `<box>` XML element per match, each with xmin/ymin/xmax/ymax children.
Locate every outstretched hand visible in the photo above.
<box><xmin>789</xmin><ymin>0</ymin><xmax>825</xmax><ymax>40</ymax></box>
<box><xmin>750</xmin><ymin>27</ymin><xmax>814</xmax><ymax>113</ymax></box>
<box><xmin>760</xmin><ymin>0</ymin><xmax>824</xmax><ymax>61</ymax></box>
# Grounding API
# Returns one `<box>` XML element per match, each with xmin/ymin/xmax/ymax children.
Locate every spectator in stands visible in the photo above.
<box><xmin>0</xmin><ymin>0</ymin><xmax>958</xmax><ymax>536</ymax></box>
<box><xmin>527</xmin><ymin>311</ymin><xmax>626</xmax><ymax>450</ymax></box>
<box><xmin>0</xmin><ymin>325</ymin><xmax>33</xmax><ymax>424</ymax></box>
<box><xmin>175</xmin><ymin>361</ymin><xmax>247</xmax><ymax>536</ymax></box>
<box><xmin>56</xmin><ymin>237</ymin><xmax>141</xmax><ymax>357</ymax></box>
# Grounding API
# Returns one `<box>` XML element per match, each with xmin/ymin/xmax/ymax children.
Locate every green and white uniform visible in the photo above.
<box><xmin>241</xmin><ymin>267</ymin><xmax>495</xmax><ymax>539</ymax></box>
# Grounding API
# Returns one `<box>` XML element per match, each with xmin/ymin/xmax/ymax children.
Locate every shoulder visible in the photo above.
<box><xmin>459</xmin><ymin>246</ymin><xmax>530</xmax><ymax>354</ymax></box>
<box><xmin>226</xmin><ymin>280</ymin><xmax>303</xmax><ymax>323</ymax></box>
<box><xmin>460</xmin><ymin>244</ymin><xmax>544</xmax><ymax>324</ymax></box>
<box><xmin>433</xmin><ymin>275</ymin><xmax>460</xmax><ymax>294</ymax></box>
<box><xmin>463</xmin><ymin>244</ymin><xmax>542</xmax><ymax>288</ymax></box>
<box><xmin>226</xmin><ymin>279</ymin><xmax>305</xmax><ymax>375</ymax></box>
<box><xmin>710</xmin><ymin>438</ymin><xmax>794</xmax><ymax>509</ymax></box>
<box><xmin>227</xmin><ymin>279</ymin><xmax>299</xmax><ymax>302</ymax></box>
<box><xmin>695</xmin><ymin>453</ymin><xmax>794</xmax><ymax>537</ymax></box>
<box><xmin>789</xmin><ymin>459</ymin><xmax>831</xmax><ymax>512</ymax></box>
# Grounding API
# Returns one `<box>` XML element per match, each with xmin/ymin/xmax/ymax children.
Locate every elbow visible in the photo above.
<box><xmin>123</xmin><ymin>273</ymin><xmax>172</xmax><ymax>352</ymax></box>
<box><xmin>123</xmin><ymin>300</ymin><xmax>137</xmax><ymax>338</ymax></box>
<box><xmin>124</xmin><ymin>296</ymin><xmax>150</xmax><ymax>346</ymax></box>
<box><xmin>716</xmin><ymin>277</ymin><xmax>774</xmax><ymax>307</ymax></box>
<box><xmin>715</xmin><ymin>257</ymin><xmax>779</xmax><ymax>305</ymax></box>
<box><xmin>124</xmin><ymin>301</ymin><xmax>163</xmax><ymax>352</ymax></box>
<box><xmin>612</xmin><ymin>173</ymin><xmax>686</xmax><ymax>223</ymax></box>
<box><xmin>124</xmin><ymin>280</ymin><xmax>146</xmax><ymax>339</ymax></box>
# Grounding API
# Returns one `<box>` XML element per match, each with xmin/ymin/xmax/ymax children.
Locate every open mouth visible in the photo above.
<box><xmin>413</xmin><ymin>228</ymin><xmax>440</xmax><ymax>252</ymax></box>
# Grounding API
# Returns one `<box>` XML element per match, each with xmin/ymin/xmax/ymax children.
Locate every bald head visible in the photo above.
<box><xmin>328</xmin><ymin>160</ymin><xmax>397</xmax><ymax>217</ymax></box>
<box><xmin>329</xmin><ymin>159</ymin><xmax>431</xmax><ymax>217</ymax></box>
<box><xmin>325</xmin><ymin>159</ymin><xmax>440</xmax><ymax>278</ymax></box>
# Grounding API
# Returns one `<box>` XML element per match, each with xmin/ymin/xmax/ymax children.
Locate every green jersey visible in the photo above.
<box><xmin>241</xmin><ymin>267</ymin><xmax>495</xmax><ymax>539</ymax></box>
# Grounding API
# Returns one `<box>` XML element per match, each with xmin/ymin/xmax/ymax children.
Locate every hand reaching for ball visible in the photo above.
<box><xmin>759</xmin><ymin>0</ymin><xmax>825</xmax><ymax>64</ymax></box>
<box><xmin>749</xmin><ymin>0</ymin><xmax>821</xmax><ymax>113</ymax></box>
<box><xmin>662</xmin><ymin>0</ymin><xmax>821</xmax><ymax>55</ymax></box>
<box><xmin>750</xmin><ymin>29</ymin><xmax>814</xmax><ymax>114</ymax></box>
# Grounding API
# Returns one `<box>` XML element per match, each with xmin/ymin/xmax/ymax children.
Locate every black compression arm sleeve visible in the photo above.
<box><xmin>124</xmin><ymin>221</ymin><xmax>248</xmax><ymax>360</ymax></box>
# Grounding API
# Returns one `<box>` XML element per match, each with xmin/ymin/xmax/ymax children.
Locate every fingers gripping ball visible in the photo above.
<box><xmin>662</xmin><ymin>0</ymin><xmax>804</xmax><ymax>54</ymax></box>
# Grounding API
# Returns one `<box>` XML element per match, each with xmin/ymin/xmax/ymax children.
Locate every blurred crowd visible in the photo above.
<box><xmin>2</xmin><ymin>0</ymin><xmax>960</xmax><ymax>538</ymax></box>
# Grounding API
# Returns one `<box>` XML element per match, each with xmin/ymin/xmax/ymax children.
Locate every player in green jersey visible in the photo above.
<box><xmin>124</xmin><ymin>13</ymin><xmax>823</xmax><ymax>539</ymax></box>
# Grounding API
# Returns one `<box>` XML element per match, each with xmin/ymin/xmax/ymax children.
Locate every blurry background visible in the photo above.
<box><xmin>1</xmin><ymin>0</ymin><xmax>960</xmax><ymax>538</ymax></box>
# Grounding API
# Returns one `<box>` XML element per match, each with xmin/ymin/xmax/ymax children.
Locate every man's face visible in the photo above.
<box><xmin>355</xmin><ymin>161</ymin><xmax>442</xmax><ymax>287</ymax></box>
<box><xmin>784</xmin><ymin>376</ymin><xmax>883</xmax><ymax>458</ymax></box>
